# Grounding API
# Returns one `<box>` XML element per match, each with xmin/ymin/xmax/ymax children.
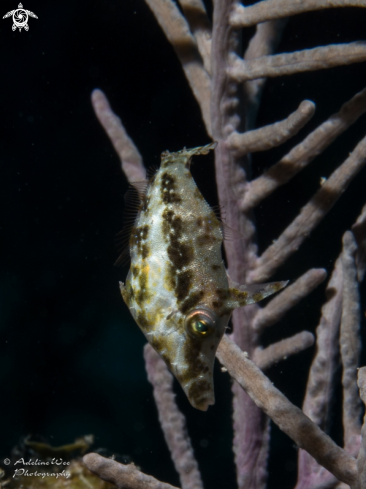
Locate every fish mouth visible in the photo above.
<box><xmin>178</xmin><ymin>374</ymin><xmax>215</xmax><ymax>411</ymax></box>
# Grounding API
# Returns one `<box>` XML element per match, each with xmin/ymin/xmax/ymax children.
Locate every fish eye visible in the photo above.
<box><xmin>185</xmin><ymin>308</ymin><xmax>217</xmax><ymax>339</ymax></box>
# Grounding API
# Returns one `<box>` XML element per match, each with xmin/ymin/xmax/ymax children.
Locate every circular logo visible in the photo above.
<box><xmin>4</xmin><ymin>458</ymin><xmax>10</xmax><ymax>465</ymax></box>
<box><xmin>13</xmin><ymin>8</ymin><xmax>28</xmax><ymax>29</ymax></box>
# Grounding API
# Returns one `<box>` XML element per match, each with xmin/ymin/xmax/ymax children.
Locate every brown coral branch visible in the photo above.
<box><xmin>83</xmin><ymin>453</ymin><xmax>179</xmax><ymax>489</ymax></box>
<box><xmin>253</xmin><ymin>331</ymin><xmax>314</xmax><ymax>370</ymax></box>
<box><xmin>242</xmin><ymin>88</ymin><xmax>366</xmax><ymax>210</ymax></box>
<box><xmin>251</xmin><ymin>132</ymin><xmax>366</xmax><ymax>283</ymax></box>
<box><xmin>216</xmin><ymin>335</ymin><xmax>358</xmax><ymax>487</ymax></box>
<box><xmin>230</xmin><ymin>0</ymin><xmax>366</xmax><ymax>28</ymax></box>
<box><xmin>227</xmin><ymin>100</ymin><xmax>315</xmax><ymax>156</ymax></box>
<box><xmin>229</xmin><ymin>43</ymin><xmax>366</xmax><ymax>82</ymax></box>
<box><xmin>144</xmin><ymin>0</ymin><xmax>212</xmax><ymax>135</ymax></box>
<box><xmin>341</xmin><ymin>231</ymin><xmax>362</xmax><ymax>454</ymax></box>
<box><xmin>253</xmin><ymin>268</ymin><xmax>327</xmax><ymax>333</ymax></box>
<box><xmin>91</xmin><ymin>89</ymin><xmax>146</xmax><ymax>183</ymax></box>
<box><xmin>143</xmin><ymin>344</ymin><xmax>203</xmax><ymax>489</ymax></box>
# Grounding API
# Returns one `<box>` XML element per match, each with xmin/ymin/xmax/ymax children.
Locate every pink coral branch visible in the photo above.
<box><xmin>144</xmin><ymin>344</ymin><xmax>203</xmax><ymax>489</ymax></box>
<box><xmin>253</xmin><ymin>268</ymin><xmax>327</xmax><ymax>333</ymax></box>
<box><xmin>253</xmin><ymin>331</ymin><xmax>314</xmax><ymax>370</ymax></box>
<box><xmin>251</xmin><ymin>133</ymin><xmax>366</xmax><ymax>283</ymax></box>
<box><xmin>296</xmin><ymin>257</ymin><xmax>343</xmax><ymax>489</ymax></box>
<box><xmin>216</xmin><ymin>335</ymin><xmax>359</xmax><ymax>487</ymax></box>
<box><xmin>341</xmin><ymin>231</ymin><xmax>362</xmax><ymax>455</ymax></box>
<box><xmin>91</xmin><ymin>89</ymin><xmax>146</xmax><ymax>183</ymax></box>
<box><xmin>228</xmin><ymin>100</ymin><xmax>315</xmax><ymax>156</ymax></box>
<box><xmin>242</xmin><ymin>88</ymin><xmax>366</xmax><ymax>210</ymax></box>
<box><xmin>357</xmin><ymin>368</ymin><xmax>366</xmax><ymax>489</ymax></box>
<box><xmin>144</xmin><ymin>0</ymin><xmax>212</xmax><ymax>135</ymax></box>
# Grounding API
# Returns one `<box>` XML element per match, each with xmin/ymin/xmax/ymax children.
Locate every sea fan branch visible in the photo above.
<box><xmin>230</xmin><ymin>0</ymin><xmax>366</xmax><ymax>28</ymax></box>
<box><xmin>229</xmin><ymin>43</ymin><xmax>366</xmax><ymax>82</ymax></box>
<box><xmin>252</xmin><ymin>268</ymin><xmax>327</xmax><ymax>333</ymax></box>
<box><xmin>242</xmin><ymin>88</ymin><xmax>366</xmax><ymax>210</ymax></box>
<box><xmin>144</xmin><ymin>0</ymin><xmax>212</xmax><ymax>135</ymax></box>
<box><xmin>341</xmin><ymin>231</ymin><xmax>362</xmax><ymax>454</ymax></box>
<box><xmin>144</xmin><ymin>344</ymin><xmax>204</xmax><ymax>489</ymax></box>
<box><xmin>227</xmin><ymin>100</ymin><xmax>315</xmax><ymax>156</ymax></box>
<box><xmin>253</xmin><ymin>331</ymin><xmax>314</xmax><ymax>370</ymax></box>
<box><xmin>91</xmin><ymin>89</ymin><xmax>146</xmax><ymax>183</ymax></box>
<box><xmin>216</xmin><ymin>335</ymin><xmax>359</xmax><ymax>488</ymax></box>
<box><xmin>251</xmin><ymin>132</ymin><xmax>366</xmax><ymax>283</ymax></box>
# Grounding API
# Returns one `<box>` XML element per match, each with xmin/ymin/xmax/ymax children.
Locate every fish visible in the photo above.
<box><xmin>119</xmin><ymin>143</ymin><xmax>288</xmax><ymax>411</ymax></box>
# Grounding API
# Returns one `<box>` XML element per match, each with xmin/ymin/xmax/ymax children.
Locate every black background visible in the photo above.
<box><xmin>0</xmin><ymin>1</ymin><xmax>366</xmax><ymax>488</ymax></box>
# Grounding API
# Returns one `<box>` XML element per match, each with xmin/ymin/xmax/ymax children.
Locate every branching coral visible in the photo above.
<box><xmin>83</xmin><ymin>1</ymin><xmax>366</xmax><ymax>488</ymax></box>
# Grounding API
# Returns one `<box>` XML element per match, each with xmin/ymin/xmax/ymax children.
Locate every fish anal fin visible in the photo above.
<box><xmin>227</xmin><ymin>275</ymin><xmax>289</xmax><ymax>307</ymax></box>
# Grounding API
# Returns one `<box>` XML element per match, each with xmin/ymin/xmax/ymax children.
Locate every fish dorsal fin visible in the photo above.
<box><xmin>115</xmin><ymin>180</ymin><xmax>148</xmax><ymax>266</ymax></box>
<box><xmin>146</xmin><ymin>165</ymin><xmax>159</xmax><ymax>181</ymax></box>
<box><xmin>130</xmin><ymin>180</ymin><xmax>149</xmax><ymax>200</ymax></box>
<box><xmin>208</xmin><ymin>204</ymin><xmax>241</xmax><ymax>241</ymax></box>
<box><xmin>226</xmin><ymin>272</ymin><xmax>289</xmax><ymax>307</ymax></box>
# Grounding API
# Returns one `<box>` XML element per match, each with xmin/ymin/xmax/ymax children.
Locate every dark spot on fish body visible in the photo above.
<box><xmin>170</xmin><ymin>214</ymin><xmax>183</xmax><ymax>235</ymax></box>
<box><xmin>167</xmin><ymin>240</ymin><xmax>194</xmax><ymax>270</ymax></box>
<box><xmin>196</xmin><ymin>233</ymin><xmax>218</xmax><ymax>247</ymax></box>
<box><xmin>180</xmin><ymin>290</ymin><xmax>204</xmax><ymax>314</ymax></box>
<box><xmin>136</xmin><ymin>311</ymin><xmax>152</xmax><ymax>331</ymax></box>
<box><xmin>135</xmin><ymin>269</ymin><xmax>149</xmax><ymax>306</ymax></box>
<box><xmin>140</xmin><ymin>244</ymin><xmax>149</xmax><ymax>259</ymax></box>
<box><xmin>166</xmin><ymin>263</ymin><xmax>176</xmax><ymax>291</ymax></box>
<box><xmin>183</xmin><ymin>341</ymin><xmax>209</xmax><ymax>378</ymax></box>
<box><xmin>212</xmin><ymin>264</ymin><xmax>221</xmax><ymax>271</ymax></box>
<box><xmin>139</xmin><ymin>225</ymin><xmax>149</xmax><ymax>240</ymax></box>
<box><xmin>212</xmin><ymin>300</ymin><xmax>223</xmax><ymax>310</ymax></box>
<box><xmin>216</xmin><ymin>288</ymin><xmax>229</xmax><ymax>300</ymax></box>
<box><xmin>130</xmin><ymin>225</ymin><xmax>150</xmax><ymax>259</ymax></box>
<box><xmin>150</xmin><ymin>336</ymin><xmax>165</xmax><ymax>355</ymax></box>
<box><xmin>162</xmin><ymin>210</ymin><xmax>195</xmax><ymax>270</ymax></box>
<box><xmin>160</xmin><ymin>172</ymin><xmax>181</xmax><ymax>204</ymax></box>
<box><xmin>176</xmin><ymin>270</ymin><xmax>193</xmax><ymax>301</ymax></box>
<box><xmin>122</xmin><ymin>283</ymin><xmax>134</xmax><ymax>307</ymax></box>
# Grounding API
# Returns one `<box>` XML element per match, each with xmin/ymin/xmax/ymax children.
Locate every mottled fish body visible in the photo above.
<box><xmin>120</xmin><ymin>143</ymin><xmax>287</xmax><ymax>410</ymax></box>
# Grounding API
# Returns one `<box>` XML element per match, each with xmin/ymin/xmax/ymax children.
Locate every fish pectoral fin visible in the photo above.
<box><xmin>228</xmin><ymin>279</ymin><xmax>289</xmax><ymax>307</ymax></box>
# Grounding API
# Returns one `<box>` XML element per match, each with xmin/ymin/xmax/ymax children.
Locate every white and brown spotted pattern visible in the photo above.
<box><xmin>120</xmin><ymin>143</ymin><xmax>287</xmax><ymax>410</ymax></box>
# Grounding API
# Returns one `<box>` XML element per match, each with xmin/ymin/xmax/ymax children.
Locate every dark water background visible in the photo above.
<box><xmin>0</xmin><ymin>1</ymin><xmax>366</xmax><ymax>488</ymax></box>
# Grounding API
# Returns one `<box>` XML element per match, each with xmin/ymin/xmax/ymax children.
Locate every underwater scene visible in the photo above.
<box><xmin>1</xmin><ymin>0</ymin><xmax>366</xmax><ymax>488</ymax></box>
